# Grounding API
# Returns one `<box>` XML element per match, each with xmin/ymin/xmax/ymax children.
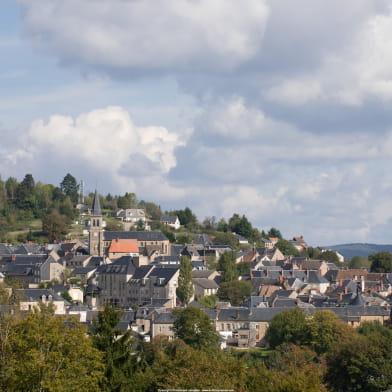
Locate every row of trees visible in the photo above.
<box><xmin>265</xmin><ymin>307</ymin><xmax>392</xmax><ymax>392</ymax></box>
<box><xmin>2</xmin><ymin>301</ymin><xmax>389</xmax><ymax>392</ymax></box>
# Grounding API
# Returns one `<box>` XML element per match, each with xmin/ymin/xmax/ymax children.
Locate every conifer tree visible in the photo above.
<box><xmin>176</xmin><ymin>256</ymin><xmax>194</xmax><ymax>305</ymax></box>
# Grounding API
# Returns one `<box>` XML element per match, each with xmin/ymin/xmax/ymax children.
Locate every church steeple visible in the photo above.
<box><xmin>91</xmin><ymin>190</ymin><xmax>102</xmax><ymax>216</ymax></box>
<box><xmin>89</xmin><ymin>190</ymin><xmax>104</xmax><ymax>256</ymax></box>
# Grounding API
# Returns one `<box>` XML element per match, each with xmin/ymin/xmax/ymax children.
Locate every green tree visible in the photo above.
<box><xmin>176</xmin><ymin>256</ymin><xmax>194</xmax><ymax>305</ymax></box>
<box><xmin>326</xmin><ymin>332</ymin><xmax>392</xmax><ymax>392</ymax></box>
<box><xmin>197</xmin><ymin>294</ymin><xmax>217</xmax><ymax>309</ymax></box>
<box><xmin>15</xmin><ymin>174</ymin><xmax>36</xmax><ymax>212</ymax></box>
<box><xmin>117</xmin><ymin>192</ymin><xmax>138</xmax><ymax>209</ymax></box>
<box><xmin>42</xmin><ymin>213</ymin><xmax>68</xmax><ymax>242</ymax></box>
<box><xmin>213</xmin><ymin>231</ymin><xmax>238</xmax><ymax>248</ymax></box>
<box><xmin>136</xmin><ymin>219</ymin><xmax>145</xmax><ymax>231</ymax></box>
<box><xmin>306</xmin><ymin>310</ymin><xmax>356</xmax><ymax>355</ymax></box>
<box><xmin>369</xmin><ymin>251</ymin><xmax>392</xmax><ymax>272</ymax></box>
<box><xmin>59</xmin><ymin>196</ymin><xmax>77</xmax><ymax>220</ymax></box>
<box><xmin>60</xmin><ymin>173</ymin><xmax>79</xmax><ymax>203</ymax></box>
<box><xmin>201</xmin><ymin>216</ymin><xmax>217</xmax><ymax>232</ymax></box>
<box><xmin>171</xmin><ymin>207</ymin><xmax>198</xmax><ymax>229</ymax></box>
<box><xmin>5</xmin><ymin>176</ymin><xmax>18</xmax><ymax>204</ymax></box>
<box><xmin>228</xmin><ymin>213</ymin><xmax>253</xmax><ymax>238</ymax></box>
<box><xmin>138</xmin><ymin>200</ymin><xmax>162</xmax><ymax>220</ymax></box>
<box><xmin>172</xmin><ymin>306</ymin><xmax>220</xmax><ymax>350</ymax></box>
<box><xmin>105</xmin><ymin>220</ymin><xmax>123</xmax><ymax>231</ymax></box>
<box><xmin>217</xmin><ymin>280</ymin><xmax>252</xmax><ymax>306</ymax></box>
<box><xmin>91</xmin><ymin>306</ymin><xmax>140</xmax><ymax>392</ymax></box>
<box><xmin>149</xmin><ymin>341</ymin><xmax>246</xmax><ymax>391</ymax></box>
<box><xmin>349</xmin><ymin>255</ymin><xmax>370</xmax><ymax>269</ymax></box>
<box><xmin>217</xmin><ymin>251</ymin><xmax>239</xmax><ymax>282</ymax></box>
<box><xmin>306</xmin><ymin>246</ymin><xmax>321</xmax><ymax>259</ymax></box>
<box><xmin>267</xmin><ymin>227</ymin><xmax>282</xmax><ymax>239</ymax></box>
<box><xmin>216</xmin><ymin>218</ymin><xmax>228</xmax><ymax>232</ymax></box>
<box><xmin>265</xmin><ymin>308</ymin><xmax>308</xmax><ymax>349</ymax></box>
<box><xmin>318</xmin><ymin>250</ymin><xmax>339</xmax><ymax>263</ymax></box>
<box><xmin>176</xmin><ymin>233</ymin><xmax>194</xmax><ymax>244</ymax></box>
<box><xmin>276</xmin><ymin>239</ymin><xmax>299</xmax><ymax>256</ymax></box>
<box><xmin>0</xmin><ymin>304</ymin><xmax>105</xmax><ymax>392</ymax></box>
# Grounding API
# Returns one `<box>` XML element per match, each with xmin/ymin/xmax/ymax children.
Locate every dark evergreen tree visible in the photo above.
<box><xmin>60</xmin><ymin>173</ymin><xmax>79</xmax><ymax>203</ymax></box>
<box><xmin>176</xmin><ymin>256</ymin><xmax>194</xmax><ymax>305</ymax></box>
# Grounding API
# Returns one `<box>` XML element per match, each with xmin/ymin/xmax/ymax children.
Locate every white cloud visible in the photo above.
<box><xmin>2</xmin><ymin>106</ymin><xmax>184</xmax><ymax>194</ymax></box>
<box><xmin>18</xmin><ymin>0</ymin><xmax>269</xmax><ymax>72</ymax></box>
<box><xmin>265</xmin><ymin>4</ymin><xmax>392</xmax><ymax>106</ymax></box>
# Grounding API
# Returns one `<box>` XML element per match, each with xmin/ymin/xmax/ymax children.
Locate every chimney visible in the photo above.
<box><xmin>250</xmin><ymin>269</ymin><xmax>254</xmax><ymax>279</ymax></box>
<box><xmin>339</xmin><ymin>279</ymin><xmax>343</xmax><ymax>287</ymax></box>
<box><xmin>337</xmin><ymin>292</ymin><xmax>343</xmax><ymax>302</ymax></box>
<box><xmin>11</xmin><ymin>254</ymin><xmax>16</xmax><ymax>261</ymax></box>
<box><xmin>344</xmin><ymin>286</ymin><xmax>348</xmax><ymax>294</ymax></box>
<box><xmin>361</xmin><ymin>276</ymin><xmax>365</xmax><ymax>293</ymax></box>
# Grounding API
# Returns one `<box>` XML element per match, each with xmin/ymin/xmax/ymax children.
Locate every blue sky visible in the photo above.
<box><xmin>2</xmin><ymin>0</ymin><xmax>392</xmax><ymax>246</ymax></box>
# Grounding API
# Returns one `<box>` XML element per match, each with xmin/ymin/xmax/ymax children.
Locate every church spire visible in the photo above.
<box><xmin>91</xmin><ymin>190</ymin><xmax>102</xmax><ymax>216</ymax></box>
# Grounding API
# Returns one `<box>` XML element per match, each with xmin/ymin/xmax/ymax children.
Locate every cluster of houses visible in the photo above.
<box><xmin>0</xmin><ymin>192</ymin><xmax>391</xmax><ymax>348</ymax></box>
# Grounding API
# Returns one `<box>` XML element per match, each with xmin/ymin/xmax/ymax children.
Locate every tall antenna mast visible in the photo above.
<box><xmin>79</xmin><ymin>180</ymin><xmax>85</xmax><ymax>204</ymax></box>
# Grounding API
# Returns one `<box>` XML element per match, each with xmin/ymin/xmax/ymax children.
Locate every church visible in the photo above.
<box><xmin>88</xmin><ymin>191</ymin><xmax>170</xmax><ymax>257</ymax></box>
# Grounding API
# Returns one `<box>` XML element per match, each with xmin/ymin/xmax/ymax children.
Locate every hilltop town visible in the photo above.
<box><xmin>0</xmin><ymin>174</ymin><xmax>391</xmax><ymax>391</ymax></box>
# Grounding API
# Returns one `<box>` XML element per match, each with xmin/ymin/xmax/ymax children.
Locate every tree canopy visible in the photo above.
<box><xmin>265</xmin><ymin>308</ymin><xmax>308</xmax><ymax>349</ymax></box>
<box><xmin>217</xmin><ymin>251</ymin><xmax>239</xmax><ymax>282</ymax></box>
<box><xmin>276</xmin><ymin>239</ymin><xmax>299</xmax><ymax>257</ymax></box>
<box><xmin>176</xmin><ymin>256</ymin><xmax>194</xmax><ymax>305</ymax></box>
<box><xmin>0</xmin><ymin>304</ymin><xmax>105</xmax><ymax>392</ymax></box>
<box><xmin>60</xmin><ymin>173</ymin><xmax>79</xmax><ymax>203</ymax></box>
<box><xmin>217</xmin><ymin>280</ymin><xmax>252</xmax><ymax>306</ymax></box>
<box><xmin>172</xmin><ymin>306</ymin><xmax>220</xmax><ymax>350</ymax></box>
<box><xmin>369</xmin><ymin>251</ymin><xmax>392</xmax><ymax>272</ymax></box>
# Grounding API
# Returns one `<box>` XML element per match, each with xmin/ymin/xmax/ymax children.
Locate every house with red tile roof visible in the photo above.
<box><xmin>108</xmin><ymin>238</ymin><xmax>139</xmax><ymax>259</ymax></box>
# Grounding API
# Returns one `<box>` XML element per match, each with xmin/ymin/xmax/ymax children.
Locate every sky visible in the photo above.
<box><xmin>2</xmin><ymin>0</ymin><xmax>392</xmax><ymax>246</ymax></box>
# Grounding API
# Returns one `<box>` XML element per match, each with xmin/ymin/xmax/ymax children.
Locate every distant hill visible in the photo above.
<box><xmin>326</xmin><ymin>243</ymin><xmax>392</xmax><ymax>260</ymax></box>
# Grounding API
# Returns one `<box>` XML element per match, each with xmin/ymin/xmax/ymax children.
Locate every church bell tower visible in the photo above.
<box><xmin>89</xmin><ymin>190</ymin><xmax>104</xmax><ymax>256</ymax></box>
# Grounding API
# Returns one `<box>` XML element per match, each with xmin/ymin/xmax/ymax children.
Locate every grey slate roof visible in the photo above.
<box><xmin>160</xmin><ymin>215</ymin><xmax>178</xmax><ymax>224</ymax></box>
<box><xmin>217</xmin><ymin>307</ymin><xmax>249</xmax><ymax>321</ymax></box>
<box><xmin>192</xmin><ymin>270</ymin><xmax>217</xmax><ymax>279</ymax></box>
<box><xmin>104</xmin><ymin>231</ymin><xmax>168</xmax><ymax>242</ymax></box>
<box><xmin>0</xmin><ymin>244</ymin><xmax>11</xmax><ymax>255</ymax></box>
<box><xmin>97</xmin><ymin>256</ymin><xmax>136</xmax><ymax>275</ymax></box>
<box><xmin>18</xmin><ymin>289</ymin><xmax>64</xmax><ymax>302</ymax></box>
<box><xmin>193</xmin><ymin>278</ymin><xmax>219</xmax><ymax>289</ymax></box>
<box><xmin>307</xmin><ymin>270</ymin><xmax>329</xmax><ymax>284</ymax></box>
<box><xmin>73</xmin><ymin>266</ymin><xmax>97</xmax><ymax>275</ymax></box>
<box><xmin>153</xmin><ymin>311</ymin><xmax>175</xmax><ymax>324</ymax></box>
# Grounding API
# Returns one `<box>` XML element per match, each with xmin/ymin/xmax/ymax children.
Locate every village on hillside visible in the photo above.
<box><xmin>0</xmin><ymin>176</ymin><xmax>391</xmax><ymax>351</ymax></box>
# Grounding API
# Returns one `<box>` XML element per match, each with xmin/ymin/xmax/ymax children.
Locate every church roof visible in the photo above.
<box><xmin>108</xmin><ymin>239</ymin><xmax>139</xmax><ymax>253</ymax></box>
<box><xmin>91</xmin><ymin>190</ymin><xmax>102</xmax><ymax>216</ymax></box>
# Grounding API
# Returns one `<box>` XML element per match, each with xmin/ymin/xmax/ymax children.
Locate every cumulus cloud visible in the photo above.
<box><xmin>169</xmin><ymin>97</ymin><xmax>392</xmax><ymax>244</ymax></box>
<box><xmin>1</xmin><ymin>106</ymin><xmax>184</xmax><ymax>196</ymax></box>
<box><xmin>264</xmin><ymin>3</ymin><xmax>392</xmax><ymax>107</ymax></box>
<box><xmin>18</xmin><ymin>0</ymin><xmax>269</xmax><ymax>72</ymax></box>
